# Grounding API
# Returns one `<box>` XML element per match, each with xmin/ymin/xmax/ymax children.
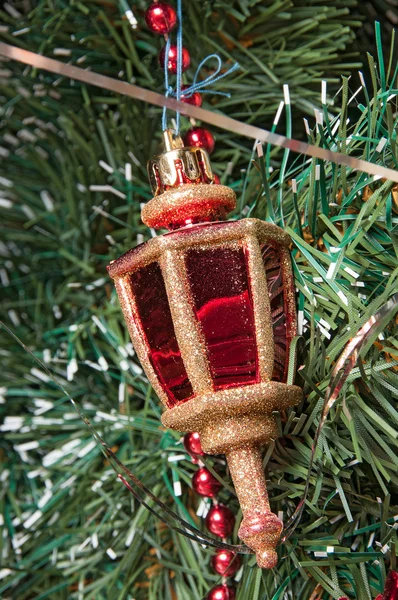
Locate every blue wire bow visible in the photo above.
<box><xmin>183</xmin><ymin>54</ymin><xmax>240</xmax><ymax>98</ymax></box>
<box><xmin>161</xmin><ymin>0</ymin><xmax>240</xmax><ymax>133</ymax></box>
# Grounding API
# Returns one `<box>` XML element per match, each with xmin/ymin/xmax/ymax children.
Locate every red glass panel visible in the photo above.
<box><xmin>186</xmin><ymin>246</ymin><xmax>258</xmax><ymax>390</ymax></box>
<box><xmin>129</xmin><ymin>262</ymin><xmax>193</xmax><ymax>407</ymax></box>
<box><xmin>261</xmin><ymin>245</ymin><xmax>288</xmax><ymax>382</ymax></box>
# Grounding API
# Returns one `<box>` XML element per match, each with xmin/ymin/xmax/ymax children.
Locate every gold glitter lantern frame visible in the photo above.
<box><xmin>108</xmin><ymin>132</ymin><xmax>303</xmax><ymax>569</ymax></box>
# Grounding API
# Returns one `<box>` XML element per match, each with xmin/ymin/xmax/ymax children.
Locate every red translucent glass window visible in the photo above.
<box><xmin>186</xmin><ymin>245</ymin><xmax>258</xmax><ymax>390</ymax></box>
<box><xmin>129</xmin><ymin>262</ymin><xmax>193</xmax><ymax>407</ymax></box>
<box><xmin>261</xmin><ymin>245</ymin><xmax>288</xmax><ymax>382</ymax></box>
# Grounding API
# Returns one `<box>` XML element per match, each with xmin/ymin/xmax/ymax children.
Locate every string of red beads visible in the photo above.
<box><xmin>184</xmin><ymin>432</ymin><xmax>239</xmax><ymax>600</ymax></box>
<box><xmin>145</xmin><ymin>1</ymin><xmax>216</xmax><ymax>157</ymax></box>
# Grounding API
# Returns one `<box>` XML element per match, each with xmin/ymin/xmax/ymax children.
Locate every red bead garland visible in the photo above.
<box><xmin>206</xmin><ymin>504</ymin><xmax>236</xmax><ymax>538</ymax></box>
<box><xmin>184</xmin><ymin>431</ymin><xmax>237</xmax><ymax>597</ymax></box>
<box><xmin>192</xmin><ymin>467</ymin><xmax>221</xmax><ymax>497</ymax></box>
<box><xmin>184</xmin><ymin>126</ymin><xmax>215</xmax><ymax>154</ymax></box>
<box><xmin>211</xmin><ymin>549</ymin><xmax>241</xmax><ymax>577</ymax></box>
<box><xmin>159</xmin><ymin>44</ymin><xmax>191</xmax><ymax>74</ymax></box>
<box><xmin>206</xmin><ymin>584</ymin><xmax>236</xmax><ymax>600</ymax></box>
<box><xmin>145</xmin><ymin>3</ymin><xmax>177</xmax><ymax>34</ymax></box>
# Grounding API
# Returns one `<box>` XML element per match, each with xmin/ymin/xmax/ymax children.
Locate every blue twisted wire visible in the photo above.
<box><xmin>175</xmin><ymin>0</ymin><xmax>183</xmax><ymax>133</ymax></box>
<box><xmin>161</xmin><ymin>0</ymin><xmax>182</xmax><ymax>131</ymax></box>
<box><xmin>162</xmin><ymin>36</ymin><xmax>172</xmax><ymax>131</ymax></box>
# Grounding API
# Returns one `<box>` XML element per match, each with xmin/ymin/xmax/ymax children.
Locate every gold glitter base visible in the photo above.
<box><xmin>162</xmin><ymin>381</ymin><xmax>302</xmax><ymax>452</ymax></box>
<box><xmin>162</xmin><ymin>382</ymin><xmax>302</xmax><ymax>568</ymax></box>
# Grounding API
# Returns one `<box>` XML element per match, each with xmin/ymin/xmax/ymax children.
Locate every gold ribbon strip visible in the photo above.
<box><xmin>1</xmin><ymin>41</ymin><xmax>398</xmax><ymax>183</ymax></box>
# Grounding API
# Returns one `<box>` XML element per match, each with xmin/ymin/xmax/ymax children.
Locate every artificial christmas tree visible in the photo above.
<box><xmin>1</xmin><ymin>2</ymin><xmax>398</xmax><ymax>599</ymax></box>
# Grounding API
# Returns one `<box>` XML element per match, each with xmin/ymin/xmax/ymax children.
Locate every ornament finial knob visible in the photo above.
<box><xmin>225</xmin><ymin>444</ymin><xmax>283</xmax><ymax>569</ymax></box>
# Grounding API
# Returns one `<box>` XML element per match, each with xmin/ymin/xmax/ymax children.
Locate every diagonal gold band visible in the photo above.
<box><xmin>1</xmin><ymin>41</ymin><xmax>398</xmax><ymax>183</ymax></box>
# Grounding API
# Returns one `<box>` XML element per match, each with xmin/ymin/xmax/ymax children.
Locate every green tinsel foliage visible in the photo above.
<box><xmin>0</xmin><ymin>0</ymin><xmax>362</xmax><ymax>170</ymax></box>
<box><xmin>1</xmin><ymin>3</ymin><xmax>398</xmax><ymax>600</ymax></box>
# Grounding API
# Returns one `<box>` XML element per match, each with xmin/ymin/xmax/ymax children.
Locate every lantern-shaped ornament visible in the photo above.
<box><xmin>108</xmin><ymin>130</ymin><xmax>303</xmax><ymax>568</ymax></box>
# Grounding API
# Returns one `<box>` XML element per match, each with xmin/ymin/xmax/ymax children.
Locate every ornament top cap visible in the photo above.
<box><xmin>142</xmin><ymin>129</ymin><xmax>236</xmax><ymax>230</ymax></box>
<box><xmin>147</xmin><ymin>129</ymin><xmax>214</xmax><ymax>197</ymax></box>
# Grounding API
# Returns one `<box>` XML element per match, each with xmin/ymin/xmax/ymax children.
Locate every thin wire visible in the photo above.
<box><xmin>161</xmin><ymin>0</ymin><xmax>182</xmax><ymax>132</ymax></box>
<box><xmin>161</xmin><ymin>36</ymin><xmax>171</xmax><ymax>131</ymax></box>
<box><xmin>162</xmin><ymin>53</ymin><xmax>240</xmax><ymax>130</ymax></box>
<box><xmin>2</xmin><ymin>42</ymin><xmax>398</xmax><ymax>183</ymax></box>
<box><xmin>175</xmin><ymin>0</ymin><xmax>183</xmax><ymax>134</ymax></box>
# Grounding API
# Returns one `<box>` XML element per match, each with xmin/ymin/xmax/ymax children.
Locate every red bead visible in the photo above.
<box><xmin>159</xmin><ymin>45</ymin><xmax>191</xmax><ymax>74</ymax></box>
<box><xmin>184</xmin><ymin>432</ymin><xmax>204</xmax><ymax>460</ymax></box>
<box><xmin>206</xmin><ymin>504</ymin><xmax>235</xmax><ymax>537</ymax></box>
<box><xmin>192</xmin><ymin>467</ymin><xmax>221</xmax><ymax>497</ymax></box>
<box><xmin>206</xmin><ymin>584</ymin><xmax>236</xmax><ymax>600</ymax></box>
<box><xmin>211</xmin><ymin>549</ymin><xmax>241</xmax><ymax>576</ymax></box>
<box><xmin>145</xmin><ymin>3</ymin><xmax>177</xmax><ymax>34</ymax></box>
<box><xmin>213</xmin><ymin>174</ymin><xmax>220</xmax><ymax>184</ymax></box>
<box><xmin>181</xmin><ymin>85</ymin><xmax>202</xmax><ymax>107</ymax></box>
<box><xmin>184</xmin><ymin>127</ymin><xmax>215</xmax><ymax>154</ymax></box>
